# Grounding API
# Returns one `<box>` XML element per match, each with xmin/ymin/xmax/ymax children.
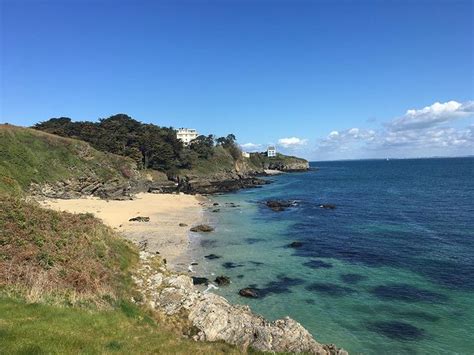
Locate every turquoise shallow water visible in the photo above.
<box><xmin>190</xmin><ymin>158</ymin><xmax>474</xmax><ymax>354</ymax></box>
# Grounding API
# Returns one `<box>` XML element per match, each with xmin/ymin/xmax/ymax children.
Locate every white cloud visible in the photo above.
<box><xmin>388</xmin><ymin>100</ymin><xmax>474</xmax><ymax>131</ymax></box>
<box><xmin>277</xmin><ymin>137</ymin><xmax>308</xmax><ymax>148</ymax></box>
<box><xmin>320</xmin><ymin>128</ymin><xmax>376</xmax><ymax>149</ymax></box>
<box><xmin>314</xmin><ymin>99</ymin><xmax>474</xmax><ymax>159</ymax></box>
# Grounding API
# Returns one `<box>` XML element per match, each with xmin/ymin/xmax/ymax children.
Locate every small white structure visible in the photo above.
<box><xmin>176</xmin><ymin>128</ymin><xmax>199</xmax><ymax>145</ymax></box>
<box><xmin>242</xmin><ymin>151</ymin><xmax>250</xmax><ymax>158</ymax></box>
<box><xmin>267</xmin><ymin>146</ymin><xmax>276</xmax><ymax>157</ymax></box>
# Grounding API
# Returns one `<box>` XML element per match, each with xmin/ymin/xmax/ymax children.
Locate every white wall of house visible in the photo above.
<box><xmin>242</xmin><ymin>151</ymin><xmax>250</xmax><ymax>158</ymax></box>
<box><xmin>176</xmin><ymin>128</ymin><xmax>199</xmax><ymax>145</ymax></box>
<box><xmin>267</xmin><ymin>146</ymin><xmax>276</xmax><ymax>157</ymax></box>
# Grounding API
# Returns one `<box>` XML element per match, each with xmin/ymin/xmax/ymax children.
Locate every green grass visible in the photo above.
<box><xmin>0</xmin><ymin>297</ymin><xmax>243</xmax><ymax>354</ymax></box>
<box><xmin>0</xmin><ymin>125</ymin><xmax>135</xmax><ymax>195</ymax></box>
<box><xmin>184</xmin><ymin>146</ymin><xmax>237</xmax><ymax>176</ymax></box>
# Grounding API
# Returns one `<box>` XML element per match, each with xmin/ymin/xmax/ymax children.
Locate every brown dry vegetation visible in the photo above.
<box><xmin>0</xmin><ymin>194</ymin><xmax>137</xmax><ymax>306</ymax></box>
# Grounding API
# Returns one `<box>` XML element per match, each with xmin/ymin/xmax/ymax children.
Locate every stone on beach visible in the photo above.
<box><xmin>129</xmin><ymin>216</ymin><xmax>150</xmax><ymax>222</ymax></box>
<box><xmin>190</xmin><ymin>224</ymin><xmax>215</xmax><ymax>232</ymax></box>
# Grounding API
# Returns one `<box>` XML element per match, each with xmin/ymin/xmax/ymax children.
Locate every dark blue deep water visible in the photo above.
<box><xmin>193</xmin><ymin>158</ymin><xmax>474</xmax><ymax>354</ymax></box>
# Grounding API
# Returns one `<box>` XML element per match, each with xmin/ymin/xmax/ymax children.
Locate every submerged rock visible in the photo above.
<box><xmin>266</xmin><ymin>200</ymin><xmax>296</xmax><ymax>212</ymax></box>
<box><xmin>239</xmin><ymin>288</ymin><xmax>259</xmax><ymax>298</ymax></box>
<box><xmin>288</xmin><ymin>241</ymin><xmax>304</xmax><ymax>248</ymax></box>
<box><xmin>215</xmin><ymin>276</ymin><xmax>230</xmax><ymax>286</ymax></box>
<box><xmin>129</xmin><ymin>216</ymin><xmax>150</xmax><ymax>222</ymax></box>
<box><xmin>319</xmin><ymin>204</ymin><xmax>336</xmax><ymax>209</ymax></box>
<box><xmin>204</xmin><ymin>254</ymin><xmax>221</xmax><ymax>260</ymax></box>
<box><xmin>190</xmin><ymin>224</ymin><xmax>215</xmax><ymax>233</ymax></box>
<box><xmin>192</xmin><ymin>277</ymin><xmax>209</xmax><ymax>286</ymax></box>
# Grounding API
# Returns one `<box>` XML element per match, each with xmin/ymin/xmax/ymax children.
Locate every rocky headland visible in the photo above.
<box><xmin>134</xmin><ymin>251</ymin><xmax>348</xmax><ymax>355</ymax></box>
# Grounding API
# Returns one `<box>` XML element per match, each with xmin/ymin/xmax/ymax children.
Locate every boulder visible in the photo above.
<box><xmin>215</xmin><ymin>276</ymin><xmax>230</xmax><ymax>286</ymax></box>
<box><xmin>190</xmin><ymin>224</ymin><xmax>215</xmax><ymax>233</ymax></box>
<box><xmin>239</xmin><ymin>288</ymin><xmax>259</xmax><ymax>298</ymax></box>
<box><xmin>179</xmin><ymin>223</ymin><xmax>188</xmax><ymax>227</ymax></box>
<box><xmin>192</xmin><ymin>277</ymin><xmax>209</xmax><ymax>286</ymax></box>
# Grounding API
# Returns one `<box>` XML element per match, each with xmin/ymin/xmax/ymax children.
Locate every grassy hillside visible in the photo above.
<box><xmin>0</xmin><ymin>194</ymin><xmax>137</xmax><ymax>306</ymax></box>
<box><xmin>0</xmin><ymin>124</ymin><xmax>137</xmax><ymax>195</ymax></box>
<box><xmin>0</xmin><ymin>195</ymin><xmax>246</xmax><ymax>354</ymax></box>
<box><xmin>181</xmin><ymin>145</ymin><xmax>261</xmax><ymax>177</ymax></box>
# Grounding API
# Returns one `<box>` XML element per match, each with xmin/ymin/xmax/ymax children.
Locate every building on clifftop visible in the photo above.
<box><xmin>176</xmin><ymin>128</ymin><xmax>199</xmax><ymax>145</ymax></box>
<box><xmin>267</xmin><ymin>146</ymin><xmax>276</xmax><ymax>157</ymax></box>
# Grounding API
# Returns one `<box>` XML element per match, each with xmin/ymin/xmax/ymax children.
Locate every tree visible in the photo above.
<box><xmin>216</xmin><ymin>134</ymin><xmax>240</xmax><ymax>160</ymax></box>
<box><xmin>189</xmin><ymin>135</ymin><xmax>215</xmax><ymax>159</ymax></box>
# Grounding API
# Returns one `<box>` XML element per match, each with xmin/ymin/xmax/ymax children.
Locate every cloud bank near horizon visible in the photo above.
<box><xmin>316</xmin><ymin>100</ymin><xmax>474</xmax><ymax>159</ymax></box>
<box><xmin>240</xmin><ymin>100</ymin><xmax>474</xmax><ymax>160</ymax></box>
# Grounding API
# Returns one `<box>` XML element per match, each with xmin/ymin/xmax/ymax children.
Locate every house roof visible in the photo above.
<box><xmin>267</xmin><ymin>146</ymin><xmax>276</xmax><ymax>150</ymax></box>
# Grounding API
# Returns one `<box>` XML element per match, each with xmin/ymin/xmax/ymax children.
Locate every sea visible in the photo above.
<box><xmin>190</xmin><ymin>157</ymin><xmax>474</xmax><ymax>354</ymax></box>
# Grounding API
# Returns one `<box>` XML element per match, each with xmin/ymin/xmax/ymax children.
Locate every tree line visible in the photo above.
<box><xmin>34</xmin><ymin>114</ymin><xmax>241</xmax><ymax>173</ymax></box>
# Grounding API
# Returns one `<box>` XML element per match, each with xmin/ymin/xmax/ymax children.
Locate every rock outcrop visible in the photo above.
<box><xmin>133</xmin><ymin>252</ymin><xmax>348</xmax><ymax>355</ymax></box>
<box><xmin>176</xmin><ymin>174</ymin><xmax>269</xmax><ymax>194</ymax></box>
<box><xmin>265</xmin><ymin>200</ymin><xmax>298</xmax><ymax>211</ymax></box>
<box><xmin>264</xmin><ymin>160</ymin><xmax>310</xmax><ymax>172</ymax></box>
<box><xmin>29</xmin><ymin>175</ymin><xmax>150</xmax><ymax>200</ymax></box>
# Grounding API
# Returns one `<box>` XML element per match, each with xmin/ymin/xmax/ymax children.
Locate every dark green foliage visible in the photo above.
<box><xmin>34</xmin><ymin>115</ymin><xmax>248</xmax><ymax>173</ymax></box>
<box><xmin>216</xmin><ymin>134</ymin><xmax>241</xmax><ymax>161</ymax></box>
<box><xmin>189</xmin><ymin>135</ymin><xmax>215</xmax><ymax>159</ymax></box>
<box><xmin>34</xmin><ymin>114</ymin><xmax>185</xmax><ymax>173</ymax></box>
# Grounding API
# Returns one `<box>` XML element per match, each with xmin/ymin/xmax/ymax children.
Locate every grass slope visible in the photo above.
<box><xmin>0</xmin><ymin>196</ymin><xmax>247</xmax><ymax>354</ymax></box>
<box><xmin>0</xmin><ymin>194</ymin><xmax>137</xmax><ymax>306</ymax></box>
<box><xmin>0</xmin><ymin>124</ymin><xmax>136</xmax><ymax>195</ymax></box>
<box><xmin>0</xmin><ymin>297</ymin><xmax>242</xmax><ymax>354</ymax></box>
<box><xmin>183</xmin><ymin>146</ymin><xmax>261</xmax><ymax>177</ymax></box>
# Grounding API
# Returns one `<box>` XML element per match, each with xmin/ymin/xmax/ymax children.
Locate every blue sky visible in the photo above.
<box><xmin>1</xmin><ymin>0</ymin><xmax>473</xmax><ymax>160</ymax></box>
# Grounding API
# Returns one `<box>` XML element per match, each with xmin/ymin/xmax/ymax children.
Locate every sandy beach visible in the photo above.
<box><xmin>39</xmin><ymin>192</ymin><xmax>207</xmax><ymax>269</ymax></box>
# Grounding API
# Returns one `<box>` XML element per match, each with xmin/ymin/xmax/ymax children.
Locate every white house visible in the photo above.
<box><xmin>267</xmin><ymin>146</ymin><xmax>276</xmax><ymax>157</ymax></box>
<box><xmin>176</xmin><ymin>128</ymin><xmax>199</xmax><ymax>145</ymax></box>
<box><xmin>242</xmin><ymin>151</ymin><xmax>250</xmax><ymax>158</ymax></box>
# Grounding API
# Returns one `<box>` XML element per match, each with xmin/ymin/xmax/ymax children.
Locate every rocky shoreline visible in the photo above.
<box><xmin>133</xmin><ymin>251</ymin><xmax>348</xmax><ymax>355</ymax></box>
<box><xmin>29</xmin><ymin>169</ymin><xmax>306</xmax><ymax>200</ymax></box>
